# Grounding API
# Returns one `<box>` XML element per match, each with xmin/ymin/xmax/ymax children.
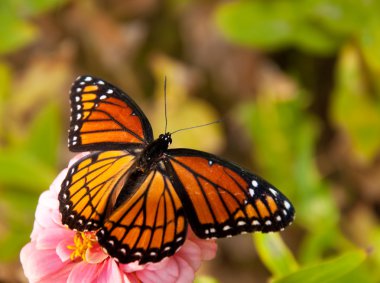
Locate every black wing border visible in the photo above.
<box><xmin>164</xmin><ymin>148</ymin><xmax>295</xmax><ymax>238</ymax></box>
<box><xmin>69</xmin><ymin>75</ymin><xmax>154</xmax><ymax>152</ymax></box>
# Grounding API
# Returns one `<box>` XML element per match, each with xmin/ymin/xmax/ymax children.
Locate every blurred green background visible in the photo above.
<box><xmin>1</xmin><ymin>0</ymin><xmax>380</xmax><ymax>282</ymax></box>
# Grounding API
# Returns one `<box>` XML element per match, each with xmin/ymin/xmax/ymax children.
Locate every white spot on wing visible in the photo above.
<box><xmin>251</xmin><ymin>180</ymin><xmax>259</xmax><ymax>187</ymax></box>
<box><xmin>284</xmin><ymin>200</ymin><xmax>291</xmax><ymax>210</ymax></box>
<box><xmin>265</xmin><ymin>220</ymin><xmax>272</xmax><ymax>226</ymax></box>
<box><xmin>252</xmin><ymin>220</ymin><xmax>260</xmax><ymax>225</ymax></box>
<box><xmin>269</xmin><ymin>188</ymin><xmax>278</xmax><ymax>196</ymax></box>
<box><xmin>84</xmin><ymin>77</ymin><xmax>92</xmax><ymax>82</ymax></box>
<box><xmin>249</xmin><ymin>188</ymin><xmax>255</xmax><ymax>197</ymax></box>
<box><xmin>223</xmin><ymin>225</ymin><xmax>231</xmax><ymax>231</ymax></box>
<box><xmin>100</xmin><ymin>95</ymin><xmax>107</xmax><ymax>100</ymax></box>
<box><xmin>107</xmin><ymin>89</ymin><xmax>113</xmax><ymax>94</ymax></box>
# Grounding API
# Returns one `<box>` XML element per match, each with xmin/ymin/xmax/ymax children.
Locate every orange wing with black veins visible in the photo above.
<box><xmin>165</xmin><ymin>149</ymin><xmax>295</xmax><ymax>239</ymax></box>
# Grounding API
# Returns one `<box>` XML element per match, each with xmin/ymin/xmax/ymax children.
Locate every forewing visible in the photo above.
<box><xmin>59</xmin><ymin>150</ymin><xmax>136</xmax><ymax>231</ymax></box>
<box><xmin>68</xmin><ymin>75</ymin><xmax>153</xmax><ymax>151</ymax></box>
<box><xmin>165</xmin><ymin>149</ymin><xmax>295</xmax><ymax>239</ymax></box>
<box><xmin>97</xmin><ymin>169</ymin><xmax>187</xmax><ymax>264</ymax></box>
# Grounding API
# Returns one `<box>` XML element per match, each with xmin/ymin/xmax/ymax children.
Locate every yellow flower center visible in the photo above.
<box><xmin>67</xmin><ymin>231</ymin><xmax>97</xmax><ymax>261</ymax></box>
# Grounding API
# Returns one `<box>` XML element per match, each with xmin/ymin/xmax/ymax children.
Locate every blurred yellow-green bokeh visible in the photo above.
<box><xmin>1</xmin><ymin>0</ymin><xmax>380</xmax><ymax>282</ymax></box>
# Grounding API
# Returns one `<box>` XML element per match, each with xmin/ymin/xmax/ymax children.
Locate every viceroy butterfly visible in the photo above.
<box><xmin>59</xmin><ymin>75</ymin><xmax>295</xmax><ymax>264</ymax></box>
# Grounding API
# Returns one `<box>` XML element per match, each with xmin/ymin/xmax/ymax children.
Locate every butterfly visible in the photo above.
<box><xmin>59</xmin><ymin>75</ymin><xmax>295</xmax><ymax>264</ymax></box>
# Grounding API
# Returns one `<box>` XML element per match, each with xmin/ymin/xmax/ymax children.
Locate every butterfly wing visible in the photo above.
<box><xmin>97</xmin><ymin>168</ymin><xmax>188</xmax><ymax>264</ymax></box>
<box><xmin>68</xmin><ymin>75</ymin><xmax>153</xmax><ymax>152</ymax></box>
<box><xmin>59</xmin><ymin>150</ymin><xmax>136</xmax><ymax>231</ymax></box>
<box><xmin>164</xmin><ymin>149</ymin><xmax>295</xmax><ymax>239</ymax></box>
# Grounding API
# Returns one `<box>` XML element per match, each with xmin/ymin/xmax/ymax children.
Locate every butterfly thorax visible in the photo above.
<box><xmin>137</xmin><ymin>133</ymin><xmax>172</xmax><ymax>172</ymax></box>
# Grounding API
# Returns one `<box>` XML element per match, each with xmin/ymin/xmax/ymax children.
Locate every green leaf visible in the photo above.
<box><xmin>22</xmin><ymin>103</ymin><xmax>61</xmax><ymax>167</ymax></box>
<box><xmin>254</xmin><ymin>233</ymin><xmax>298</xmax><ymax>277</ymax></box>
<box><xmin>0</xmin><ymin>2</ymin><xmax>37</xmax><ymax>54</ymax></box>
<box><xmin>214</xmin><ymin>1</ymin><xmax>297</xmax><ymax>51</ymax></box>
<box><xmin>0</xmin><ymin>188</ymin><xmax>38</xmax><ymax>261</ymax></box>
<box><xmin>0</xmin><ymin>63</ymin><xmax>12</xmax><ymax>139</ymax></box>
<box><xmin>331</xmin><ymin>44</ymin><xmax>380</xmax><ymax>162</ymax></box>
<box><xmin>272</xmin><ymin>250</ymin><xmax>367</xmax><ymax>283</ymax></box>
<box><xmin>0</xmin><ymin>150</ymin><xmax>56</xmax><ymax>192</ymax></box>
<box><xmin>214</xmin><ymin>0</ymin><xmax>341</xmax><ymax>54</ymax></box>
<box><xmin>17</xmin><ymin>0</ymin><xmax>67</xmax><ymax>16</ymax></box>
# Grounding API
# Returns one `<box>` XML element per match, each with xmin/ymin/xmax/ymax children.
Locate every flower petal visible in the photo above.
<box><xmin>67</xmin><ymin>261</ymin><xmax>99</xmax><ymax>283</ymax></box>
<box><xmin>56</xmin><ymin>238</ymin><xmax>75</xmax><ymax>262</ymax></box>
<box><xmin>176</xmin><ymin>238</ymin><xmax>202</xmax><ymax>270</ymax></box>
<box><xmin>97</xmin><ymin>259</ymin><xmax>123</xmax><ymax>283</ymax></box>
<box><xmin>188</xmin><ymin>230</ymin><xmax>217</xmax><ymax>261</ymax></box>
<box><xmin>36</xmin><ymin>227</ymin><xmax>74</xmax><ymax>250</ymax></box>
<box><xmin>86</xmin><ymin>243</ymin><xmax>108</xmax><ymax>264</ymax></box>
<box><xmin>20</xmin><ymin>242</ymin><xmax>67</xmax><ymax>282</ymax></box>
<box><xmin>136</xmin><ymin>257</ymin><xmax>179</xmax><ymax>283</ymax></box>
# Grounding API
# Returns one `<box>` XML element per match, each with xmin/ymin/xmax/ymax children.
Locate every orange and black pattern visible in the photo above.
<box><xmin>59</xmin><ymin>150</ymin><xmax>136</xmax><ymax>231</ymax></box>
<box><xmin>97</xmin><ymin>169</ymin><xmax>187</xmax><ymax>264</ymax></box>
<box><xmin>165</xmin><ymin>149</ymin><xmax>294</xmax><ymax>238</ymax></box>
<box><xmin>59</xmin><ymin>76</ymin><xmax>295</xmax><ymax>265</ymax></box>
<box><xmin>68</xmin><ymin>76</ymin><xmax>153</xmax><ymax>152</ymax></box>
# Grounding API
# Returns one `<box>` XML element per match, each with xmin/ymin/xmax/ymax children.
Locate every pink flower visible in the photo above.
<box><xmin>20</xmin><ymin>155</ymin><xmax>217</xmax><ymax>283</ymax></box>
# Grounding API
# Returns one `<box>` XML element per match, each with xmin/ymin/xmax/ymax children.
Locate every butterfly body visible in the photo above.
<box><xmin>136</xmin><ymin>133</ymin><xmax>172</xmax><ymax>172</ymax></box>
<box><xmin>59</xmin><ymin>75</ymin><xmax>295</xmax><ymax>264</ymax></box>
<box><xmin>112</xmin><ymin>134</ymin><xmax>172</xmax><ymax>210</ymax></box>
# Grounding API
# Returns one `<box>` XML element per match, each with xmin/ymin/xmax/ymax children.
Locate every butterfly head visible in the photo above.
<box><xmin>159</xmin><ymin>133</ymin><xmax>172</xmax><ymax>145</ymax></box>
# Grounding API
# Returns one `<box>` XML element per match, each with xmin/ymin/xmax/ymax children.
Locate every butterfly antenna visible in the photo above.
<box><xmin>164</xmin><ymin>76</ymin><xmax>168</xmax><ymax>133</ymax></box>
<box><xmin>171</xmin><ymin>119</ymin><xmax>222</xmax><ymax>135</ymax></box>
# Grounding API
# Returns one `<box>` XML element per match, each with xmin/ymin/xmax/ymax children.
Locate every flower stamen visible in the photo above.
<box><xmin>67</xmin><ymin>231</ymin><xmax>97</xmax><ymax>261</ymax></box>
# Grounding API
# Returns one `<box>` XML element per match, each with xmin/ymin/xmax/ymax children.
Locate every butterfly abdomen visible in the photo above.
<box><xmin>112</xmin><ymin>134</ymin><xmax>172</xmax><ymax>210</ymax></box>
